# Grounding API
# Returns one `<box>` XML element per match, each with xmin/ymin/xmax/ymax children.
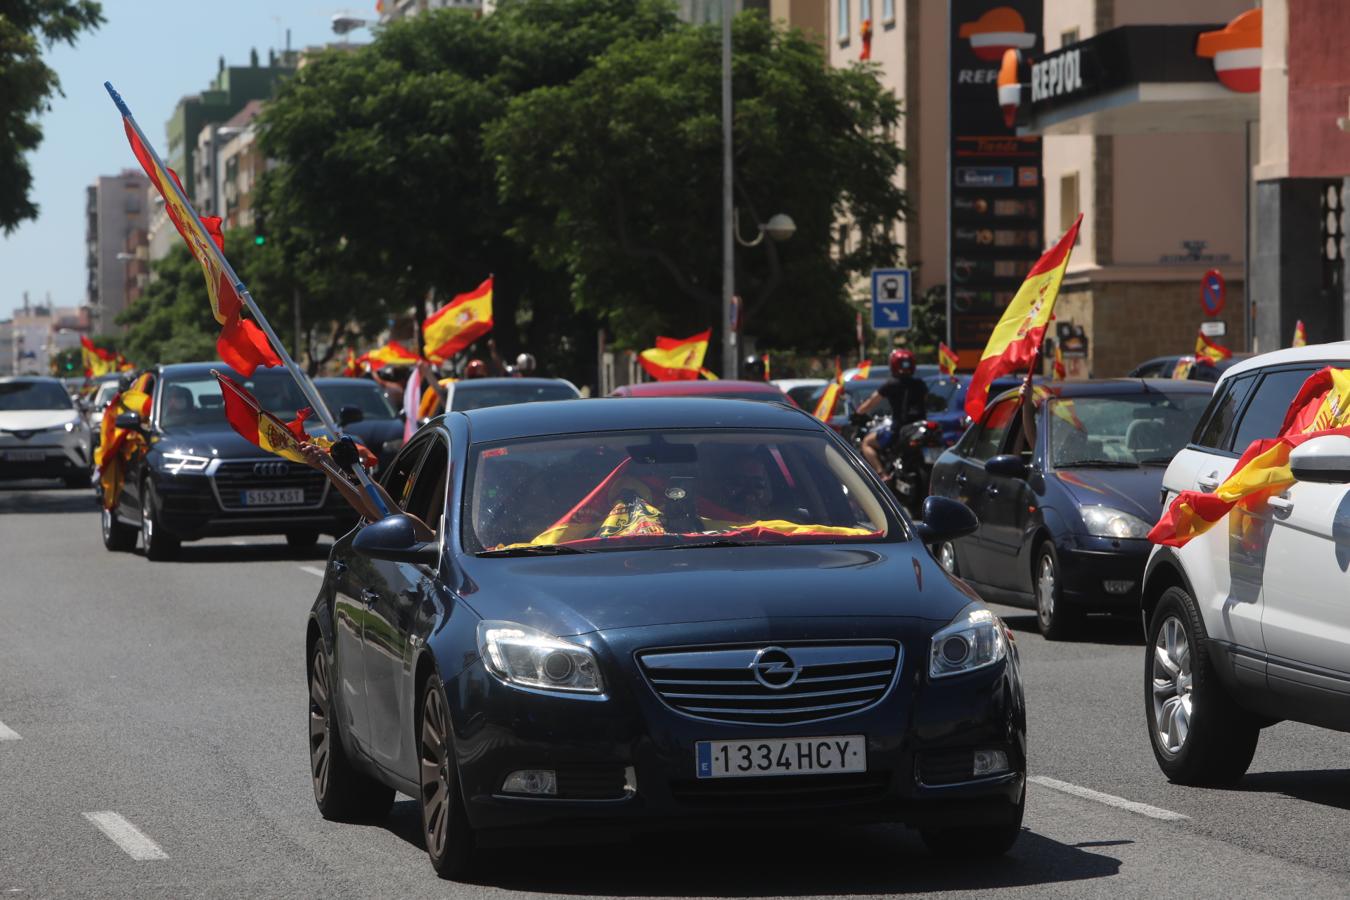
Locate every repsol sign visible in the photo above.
<box><xmin>1030</xmin><ymin>48</ymin><xmax>1083</xmax><ymax>102</ymax></box>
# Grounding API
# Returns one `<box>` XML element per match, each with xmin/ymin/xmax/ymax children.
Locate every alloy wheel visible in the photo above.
<box><xmin>141</xmin><ymin>490</ymin><xmax>154</xmax><ymax>550</ymax></box>
<box><xmin>1151</xmin><ymin>615</ymin><xmax>1193</xmax><ymax>755</ymax></box>
<box><xmin>938</xmin><ymin>541</ymin><xmax>957</xmax><ymax>574</ymax></box>
<box><xmin>101</xmin><ymin>507</ymin><xmax>112</xmax><ymax>541</ymax></box>
<box><xmin>309</xmin><ymin>650</ymin><xmax>332</xmax><ymax>802</ymax></box>
<box><xmin>1036</xmin><ymin>554</ymin><xmax>1056</xmax><ymax>627</ymax></box>
<box><xmin>420</xmin><ymin>685</ymin><xmax>453</xmax><ymax>859</ymax></box>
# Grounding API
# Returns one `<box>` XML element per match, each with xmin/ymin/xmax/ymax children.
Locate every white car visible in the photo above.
<box><xmin>771</xmin><ymin>377</ymin><xmax>826</xmax><ymax>409</ymax></box>
<box><xmin>0</xmin><ymin>376</ymin><xmax>93</xmax><ymax>488</ymax></box>
<box><xmin>1141</xmin><ymin>341</ymin><xmax>1350</xmax><ymax>785</ymax></box>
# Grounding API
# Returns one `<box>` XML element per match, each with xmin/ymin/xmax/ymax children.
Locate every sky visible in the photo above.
<box><xmin>0</xmin><ymin>0</ymin><xmax>372</xmax><ymax>321</ymax></box>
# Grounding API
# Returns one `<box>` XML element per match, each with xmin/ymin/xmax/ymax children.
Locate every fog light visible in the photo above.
<box><xmin>501</xmin><ymin>769</ymin><xmax>557</xmax><ymax>795</ymax></box>
<box><xmin>972</xmin><ymin>749</ymin><xmax>1010</xmax><ymax>777</ymax></box>
<box><xmin>1103</xmin><ymin>580</ymin><xmax>1135</xmax><ymax>595</ymax></box>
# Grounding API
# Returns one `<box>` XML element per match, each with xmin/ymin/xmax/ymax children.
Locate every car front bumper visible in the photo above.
<box><xmin>444</xmin><ymin>620</ymin><xmax>1026</xmax><ymax>842</ymax></box>
<box><xmin>149</xmin><ymin>468</ymin><xmax>359</xmax><ymax>540</ymax></box>
<box><xmin>0</xmin><ymin>433</ymin><xmax>91</xmax><ymax>480</ymax></box>
<box><xmin>1053</xmin><ymin>535</ymin><xmax>1151</xmax><ymax>610</ymax></box>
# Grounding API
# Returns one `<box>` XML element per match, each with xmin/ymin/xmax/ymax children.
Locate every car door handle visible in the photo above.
<box><xmin>1267</xmin><ymin>495</ymin><xmax>1293</xmax><ymax>513</ymax></box>
<box><xmin>360</xmin><ymin>588</ymin><xmax>380</xmax><ymax>608</ymax></box>
<box><xmin>1197</xmin><ymin>473</ymin><xmax>1220</xmax><ymax>491</ymax></box>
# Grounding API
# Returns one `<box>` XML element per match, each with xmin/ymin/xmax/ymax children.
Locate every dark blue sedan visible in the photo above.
<box><xmin>928</xmin><ymin>379</ymin><xmax>1213</xmax><ymax>639</ymax></box>
<box><xmin>306</xmin><ymin>398</ymin><xmax>1026</xmax><ymax>878</ymax></box>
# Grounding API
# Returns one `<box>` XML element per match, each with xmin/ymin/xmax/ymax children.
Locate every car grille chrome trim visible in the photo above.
<box><xmin>206</xmin><ymin>457</ymin><xmax>330</xmax><ymax>512</ymax></box>
<box><xmin>637</xmin><ymin>642</ymin><xmax>901</xmax><ymax>726</ymax></box>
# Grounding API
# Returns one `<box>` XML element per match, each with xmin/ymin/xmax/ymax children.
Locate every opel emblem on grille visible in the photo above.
<box><xmin>750</xmin><ymin>646</ymin><xmax>801</xmax><ymax>690</ymax></box>
<box><xmin>253</xmin><ymin>461</ymin><xmax>289</xmax><ymax>476</ymax></box>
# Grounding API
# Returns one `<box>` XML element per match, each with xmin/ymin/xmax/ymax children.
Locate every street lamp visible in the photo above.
<box><xmin>733</xmin><ymin>210</ymin><xmax>796</xmax><ymax>247</ymax></box>
<box><xmin>721</xmin><ymin>0</ymin><xmax>734</xmax><ymax>379</ymax></box>
<box><xmin>331</xmin><ymin>14</ymin><xmax>370</xmax><ymax>35</ymax></box>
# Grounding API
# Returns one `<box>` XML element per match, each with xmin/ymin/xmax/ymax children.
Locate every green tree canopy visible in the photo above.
<box><xmin>0</xmin><ymin>1</ymin><xmax>104</xmax><ymax>233</ymax></box>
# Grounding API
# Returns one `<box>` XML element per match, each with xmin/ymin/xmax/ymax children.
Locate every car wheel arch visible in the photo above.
<box><xmin>1141</xmin><ymin>550</ymin><xmax>1197</xmax><ymax>637</ymax></box>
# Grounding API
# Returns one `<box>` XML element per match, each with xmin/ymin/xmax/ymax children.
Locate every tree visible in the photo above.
<box><xmin>0</xmin><ymin>1</ymin><xmax>104</xmax><ymax>233</ymax></box>
<box><xmin>487</xmin><ymin>14</ymin><xmax>906</xmax><ymax>361</ymax></box>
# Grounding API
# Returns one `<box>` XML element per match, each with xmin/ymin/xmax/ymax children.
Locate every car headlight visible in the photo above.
<box><xmin>159</xmin><ymin>451</ymin><xmax>211</xmax><ymax>474</ymax></box>
<box><xmin>477</xmin><ymin>620</ymin><xmax>604</xmax><ymax>695</ymax></box>
<box><xmin>1081</xmin><ymin>506</ymin><xmax>1151</xmax><ymax>539</ymax></box>
<box><xmin>930</xmin><ymin>603</ymin><xmax>1007</xmax><ymax>679</ymax></box>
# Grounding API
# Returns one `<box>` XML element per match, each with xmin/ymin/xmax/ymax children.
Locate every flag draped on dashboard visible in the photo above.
<box><xmin>638</xmin><ymin>330</ymin><xmax>711</xmax><ymax>381</ymax></box>
<box><xmin>964</xmin><ymin>214</ymin><xmax>1082</xmax><ymax>421</ymax></box>
<box><xmin>423</xmin><ymin>277</ymin><xmax>494</xmax><ymax>360</ymax></box>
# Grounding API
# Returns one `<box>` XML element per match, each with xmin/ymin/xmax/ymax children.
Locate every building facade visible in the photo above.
<box><xmin>85</xmin><ymin>170</ymin><xmax>151</xmax><ymax>335</ymax></box>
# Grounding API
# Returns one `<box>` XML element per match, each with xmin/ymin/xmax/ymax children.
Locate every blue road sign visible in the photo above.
<box><xmin>871</xmin><ymin>269</ymin><xmax>911</xmax><ymax>331</ymax></box>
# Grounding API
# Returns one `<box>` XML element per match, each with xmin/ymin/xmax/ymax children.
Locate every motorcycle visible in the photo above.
<box><xmin>851</xmin><ymin>413</ymin><xmax>946</xmax><ymax>514</ymax></box>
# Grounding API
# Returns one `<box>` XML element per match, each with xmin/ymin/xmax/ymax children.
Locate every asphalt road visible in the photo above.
<box><xmin>3</xmin><ymin>482</ymin><xmax>1350</xmax><ymax>899</ymax></box>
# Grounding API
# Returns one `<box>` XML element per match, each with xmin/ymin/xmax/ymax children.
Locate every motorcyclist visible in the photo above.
<box><xmin>855</xmin><ymin>349</ymin><xmax>929</xmax><ymax>481</ymax></box>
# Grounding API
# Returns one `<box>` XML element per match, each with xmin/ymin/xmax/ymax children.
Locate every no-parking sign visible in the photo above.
<box><xmin>1200</xmin><ymin>269</ymin><xmax>1226</xmax><ymax>317</ymax></box>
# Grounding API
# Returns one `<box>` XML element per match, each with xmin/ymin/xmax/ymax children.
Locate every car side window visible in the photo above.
<box><xmin>382</xmin><ymin>437</ymin><xmax>428</xmax><ymax>508</ymax></box>
<box><xmin>1229</xmin><ymin>367</ymin><xmax>1320</xmax><ymax>451</ymax></box>
<box><xmin>405</xmin><ymin>437</ymin><xmax>450</xmax><ymax>534</ymax></box>
<box><xmin>1194</xmin><ymin>373</ymin><xmax>1256</xmax><ymax>451</ymax></box>
<box><xmin>966</xmin><ymin>398</ymin><xmax>1018</xmax><ymax>462</ymax></box>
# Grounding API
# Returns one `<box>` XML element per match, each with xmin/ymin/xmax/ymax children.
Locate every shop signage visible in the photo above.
<box><xmin>1030</xmin><ymin>48</ymin><xmax>1083</xmax><ymax>103</ymax></box>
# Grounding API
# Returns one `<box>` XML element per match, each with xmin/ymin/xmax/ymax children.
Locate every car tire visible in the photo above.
<box><xmin>921</xmin><ymin>789</ymin><xmax>1024</xmax><ymax>857</ymax></box>
<box><xmin>286</xmin><ymin>530</ymin><xmax>320</xmax><ymax>551</ymax></box>
<box><xmin>1145</xmin><ymin>586</ymin><xmax>1259</xmax><ymax>786</ymax></box>
<box><xmin>308</xmin><ymin>644</ymin><xmax>395</xmax><ymax>821</ymax></box>
<box><xmin>1034</xmin><ymin>543</ymin><xmax>1078</xmax><ymax>640</ymax></box>
<box><xmin>140</xmin><ymin>482</ymin><xmax>180</xmax><ymax>562</ymax></box>
<box><xmin>937</xmin><ymin>540</ymin><xmax>959</xmax><ymax>576</ymax></box>
<box><xmin>101</xmin><ymin>503</ymin><xmax>137</xmax><ymax>552</ymax></box>
<box><xmin>64</xmin><ymin>472</ymin><xmax>89</xmax><ymax>489</ymax></box>
<box><xmin>418</xmin><ymin>673</ymin><xmax>476</xmax><ymax>880</ymax></box>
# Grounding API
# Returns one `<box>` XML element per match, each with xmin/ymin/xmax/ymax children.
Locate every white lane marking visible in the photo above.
<box><xmin>299</xmin><ymin>566</ymin><xmax>326</xmax><ymax>578</ymax></box>
<box><xmin>83</xmin><ymin>812</ymin><xmax>169</xmax><ymax>860</ymax></box>
<box><xmin>1029</xmin><ymin>775</ymin><xmax>1189</xmax><ymax>822</ymax></box>
<box><xmin>0</xmin><ymin>720</ymin><xmax>19</xmax><ymax>741</ymax></box>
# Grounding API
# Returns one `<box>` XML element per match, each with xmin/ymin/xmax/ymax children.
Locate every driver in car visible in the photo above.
<box><xmin>700</xmin><ymin>453</ymin><xmax>774</xmax><ymax>525</ymax></box>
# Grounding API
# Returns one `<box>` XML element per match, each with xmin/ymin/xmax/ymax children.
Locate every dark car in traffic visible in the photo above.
<box><xmin>100</xmin><ymin>363</ymin><xmax>363</xmax><ymax>560</ymax></box>
<box><xmin>928</xmin><ymin>379</ymin><xmax>1213</xmax><ymax>639</ymax></box>
<box><xmin>1128</xmin><ymin>353</ymin><xmax>1250</xmax><ymax>382</ymax></box>
<box><xmin>921</xmin><ymin>374</ymin><xmax>1041</xmax><ymax>448</ymax></box>
<box><xmin>313</xmin><ymin>377</ymin><xmax>405</xmax><ymax>471</ymax></box>
<box><xmin>306</xmin><ymin>398</ymin><xmax>1026</xmax><ymax>878</ymax></box>
<box><xmin>445</xmin><ymin>377</ymin><xmax>581</xmax><ymax>411</ymax></box>
<box><xmin>609</xmin><ymin>379</ymin><xmax>793</xmax><ymax>404</ymax></box>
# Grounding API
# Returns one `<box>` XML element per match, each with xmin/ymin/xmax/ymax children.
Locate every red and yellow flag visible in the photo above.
<box><xmin>1150</xmin><ymin>367</ymin><xmax>1350</xmax><ymax>547</ymax></box>
<box><xmin>95</xmin><ymin>372</ymin><xmax>154</xmax><ymax>509</ymax></box>
<box><xmin>357</xmin><ymin>340</ymin><xmax>420</xmax><ymax>369</ymax></box>
<box><xmin>215</xmin><ymin>371</ymin><xmax>316</xmax><ymax>465</ymax></box>
<box><xmin>1053</xmin><ymin>343</ymin><xmax>1067</xmax><ymax>379</ymax></box>
<box><xmin>639</xmin><ymin>329</ymin><xmax>711</xmax><ymax>381</ymax></box>
<box><xmin>423</xmin><ymin>277</ymin><xmax>494</xmax><ymax>360</ymax></box>
<box><xmin>341</xmin><ymin>347</ymin><xmax>361</xmax><ymax>377</ymax></box>
<box><xmin>1171</xmin><ymin>356</ymin><xmax>1196</xmax><ymax>380</ymax></box>
<box><xmin>1292</xmin><ymin>320</ymin><xmax>1307</xmax><ymax>347</ymax></box>
<box><xmin>80</xmin><ymin>336</ymin><xmax>117</xmax><ymax>378</ymax></box>
<box><xmin>813</xmin><ymin>357</ymin><xmax>844</xmax><ymax>421</ymax></box>
<box><xmin>938</xmin><ymin>343</ymin><xmax>959</xmax><ymax>376</ymax></box>
<box><xmin>761</xmin><ymin>353</ymin><xmax>771</xmax><ymax>381</ymax></box>
<box><xmin>965</xmin><ymin>214</ymin><xmax>1082</xmax><ymax>421</ymax></box>
<box><xmin>116</xmin><ymin>110</ymin><xmax>280</xmax><ymax>376</ymax></box>
<box><xmin>851</xmin><ymin>360</ymin><xmax>872</xmax><ymax>381</ymax></box>
<box><xmin>116</xmin><ymin>353</ymin><xmax>135</xmax><ymax>372</ymax></box>
<box><xmin>1195</xmin><ymin>331</ymin><xmax>1231</xmax><ymax>365</ymax></box>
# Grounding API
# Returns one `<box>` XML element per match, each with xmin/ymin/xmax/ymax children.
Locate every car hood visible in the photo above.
<box><xmin>1053</xmin><ymin>466</ymin><xmax>1163</xmax><ymax>522</ymax></box>
<box><xmin>457</xmin><ymin>544</ymin><xmax>978</xmax><ymax>636</ymax></box>
<box><xmin>0</xmin><ymin>409</ymin><xmax>80</xmax><ymax>432</ymax></box>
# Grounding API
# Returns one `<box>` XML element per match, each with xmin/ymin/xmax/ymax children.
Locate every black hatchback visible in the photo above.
<box><xmin>928</xmin><ymin>379</ymin><xmax>1213</xmax><ymax>639</ymax></box>
<box><xmin>100</xmin><ymin>362</ymin><xmax>361</xmax><ymax>560</ymax></box>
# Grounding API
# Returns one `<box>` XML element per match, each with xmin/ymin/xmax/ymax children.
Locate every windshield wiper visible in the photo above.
<box><xmin>476</xmin><ymin>544</ymin><xmax>591</xmax><ymax>557</ymax></box>
<box><xmin>1060</xmin><ymin>459</ymin><xmax>1139</xmax><ymax>469</ymax></box>
<box><xmin>655</xmin><ymin>537</ymin><xmax>755</xmax><ymax>550</ymax></box>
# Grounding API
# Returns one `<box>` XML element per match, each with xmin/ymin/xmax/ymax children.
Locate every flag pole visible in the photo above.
<box><xmin>104</xmin><ymin>82</ymin><xmax>389</xmax><ymax>516</ymax></box>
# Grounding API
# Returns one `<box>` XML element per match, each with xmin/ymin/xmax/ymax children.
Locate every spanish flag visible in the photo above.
<box><xmin>938</xmin><ymin>343</ymin><xmax>959</xmax><ymax>376</ymax></box>
<box><xmin>1053</xmin><ymin>343</ymin><xmax>1067</xmax><ymax>379</ymax></box>
<box><xmin>639</xmin><ymin>329</ymin><xmax>711</xmax><ymax>381</ymax></box>
<box><xmin>851</xmin><ymin>360</ymin><xmax>872</xmax><ymax>381</ymax></box>
<box><xmin>813</xmin><ymin>357</ymin><xmax>844</xmax><ymax>421</ymax></box>
<box><xmin>1292</xmin><ymin>320</ymin><xmax>1307</xmax><ymax>348</ymax></box>
<box><xmin>1150</xmin><ymin>367</ymin><xmax>1350</xmax><ymax>547</ymax></box>
<box><xmin>965</xmin><ymin>214</ymin><xmax>1082</xmax><ymax>421</ymax></box>
<box><xmin>116</xmin><ymin>353</ymin><xmax>135</xmax><ymax>372</ymax></box>
<box><xmin>80</xmin><ymin>336</ymin><xmax>117</xmax><ymax>378</ymax></box>
<box><xmin>111</xmin><ymin>88</ymin><xmax>281</xmax><ymax>376</ymax></box>
<box><xmin>357</xmin><ymin>340</ymin><xmax>420</xmax><ymax>369</ymax></box>
<box><xmin>96</xmin><ymin>373</ymin><xmax>154</xmax><ymax>509</ymax></box>
<box><xmin>214</xmin><ymin>371</ymin><xmax>316</xmax><ymax>465</ymax></box>
<box><xmin>341</xmin><ymin>347</ymin><xmax>360</xmax><ymax>377</ymax></box>
<box><xmin>1195</xmin><ymin>331</ymin><xmax>1231</xmax><ymax>365</ymax></box>
<box><xmin>423</xmin><ymin>277</ymin><xmax>494</xmax><ymax>360</ymax></box>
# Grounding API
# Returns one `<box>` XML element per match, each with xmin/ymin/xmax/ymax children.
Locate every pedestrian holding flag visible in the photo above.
<box><xmin>964</xmin><ymin>214</ymin><xmax>1083</xmax><ymax>421</ymax></box>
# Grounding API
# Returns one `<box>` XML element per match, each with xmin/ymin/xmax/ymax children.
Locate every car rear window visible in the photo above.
<box><xmin>1228</xmin><ymin>367</ymin><xmax>1320</xmax><ymax>451</ymax></box>
<box><xmin>1193</xmin><ymin>373</ymin><xmax>1256</xmax><ymax>451</ymax></box>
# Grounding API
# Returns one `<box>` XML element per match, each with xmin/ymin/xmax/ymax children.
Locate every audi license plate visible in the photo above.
<box><xmin>696</xmin><ymin>735</ymin><xmax>866</xmax><ymax>779</ymax></box>
<box><xmin>241</xmin><ymin>488</ymin><xmax>305</xmax><ymax>506</ymax></box>
<box><xmin>2</xmin><ymin>450</ymin><xmax>44</xmax><ymax>462</ymax></box>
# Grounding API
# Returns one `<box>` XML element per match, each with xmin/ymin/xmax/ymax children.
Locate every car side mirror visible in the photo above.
<box><xmin>114</xmin><ymin>411</ymin><xmax>143</xmax><ymax>431</ymax></box>
<box><xmin>985</xmin><ymin>454</ymin><xmax>1028</xmax><ymax>479</ymax></box>
<box><xmin>913</xmin><ymin>495</ymin><xmax>979</xmax><ymax>545</ymax></box>
<box><xmin>1289</xmin><ymin>435</ymin><xmax>1350</xmax><ymax>484</ymax></box>
<box><xmin>338</xmin><ymin>404</ymin><xmax>364</xmax><ymax>427</ymax></box>
<box><xmin>352</xmin><ymin>514</ymin><xmax>440</xmax><ymax>565</ymax></box>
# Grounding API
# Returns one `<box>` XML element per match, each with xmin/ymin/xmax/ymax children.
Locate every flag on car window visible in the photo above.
<box><xmin>1053</xmin><ymin>343</ymin><xmax>1067</xmax><ymax>379</ymax></box>
<box><xmin>851</xmin><ymin>360</ymin><xmax>872</xmax><ymax>381</ymax></box>
<box><xmin>938</xmin><ymin>343</ymin><xmax>959</xmax><ymax>375</ymax></box>
<box><xmin>215</xmin><ymin>371</ymin><xmax>315</xmax><ymax>464</ymax></box>
<box><xmin>1149</xmin><ymin>367</ymin><xmax>1350</xmax><ymax>547</ymax></box>
<box><xmin>1292</xmin><ymin>320</ymin><xmax>1307</xmax><ymax>347</ymax></box>
<box><xmin>95</xmin><ymin>373</ymin><xmax>154</xmax><ymax>509</ymax></box>
<box><xmin>812</xmin><ymin>357</ymin><xmax>844</xmax><ymax>421</ymax></box>
<box><xmin>1195</xmin><ymin>331</ymin><xmax>1231</xmax><ymax>365</ymax></box>
<box><xmin>639</xmin><ymin>329</ymin><xmax>711</xmax><ymax>381</ymax></box>
<box><xmin>423</xmin><ymin>277</ymin><xmax>494</xmax><ymax>360</ymax></box>
<box><xmin>964</xmin><ymin>214</ymin><xmax>1082</xmax><ymax>421</ymax></box>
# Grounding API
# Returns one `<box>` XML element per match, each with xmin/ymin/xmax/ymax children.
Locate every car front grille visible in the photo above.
<box><xmin>668</xmin><ymin>771</ymin><xmax>891</xmax><ymax>808</ymax></box>
<box><xmin>209</xmin><ymin>459</ymin><xmax>328</xmax><ymax>511</ymax></box>
<box><xmin>637</xmin><ymin>643</ymin><xmax>900</xmax><ymax>726</ymax></box>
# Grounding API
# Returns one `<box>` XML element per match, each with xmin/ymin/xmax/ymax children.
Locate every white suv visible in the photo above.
<box><xmin>1141</xmin><ymin>342</ymin><xmax>1350</xmax><ymax>785</ymax></box>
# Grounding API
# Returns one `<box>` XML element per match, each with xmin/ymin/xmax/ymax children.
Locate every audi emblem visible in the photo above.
<box><xmin>749</xmin><ymin>646</ymin><xmax>801</xmax><ymax>690</ymax></box>
<box><xmin>252</xmin><ymin>461</ymin><xmax>290</xmax><ymax>477</ymax></box>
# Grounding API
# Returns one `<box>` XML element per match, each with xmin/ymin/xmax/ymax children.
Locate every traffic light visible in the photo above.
<box><xmin>254</xmin><ymin>210</ymin><xmax>266</xmax><ymax>246</ymax></box>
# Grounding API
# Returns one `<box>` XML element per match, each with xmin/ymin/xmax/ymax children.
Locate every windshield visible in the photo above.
<box><xmin>159</xmin><ymin>371</ymin><xmax>308</xmax><ymax>429</ymax></box>
<box><xmin>451</xmin><ymin>381</ymin><xmax>578</xmax><ymax>411</ymax></box>
<box><xmin>464</xmin><ymin>429</ymin><xmax>895</xmax><ymax>552</ymax></box>
<box><xmin>318</xmin><ymin>382</ymin><xmax>396</xmax><ymax>419</ymax></box>
<box><xmin>1048</xmin><ymin>393</ymin><xmax>1212</xmax><ymax>468</ymax></box>
<box><xmin>93</xmin><ymin>382</ymin><xmax>121</xmax><ymax>409</ymax></box>
<box><xmin>0</xmin><ymin>381</ymin><xmax>72</xmax><ymax>411</ymax></box>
